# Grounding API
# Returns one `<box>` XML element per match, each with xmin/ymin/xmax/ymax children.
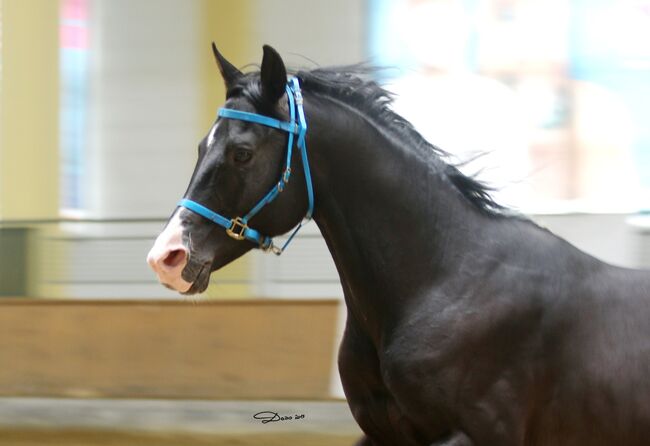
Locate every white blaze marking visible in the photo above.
<box><xmin>207</xmin><ymin>122</ymin><xmax>218</xmax><ymax>147</ymax></box>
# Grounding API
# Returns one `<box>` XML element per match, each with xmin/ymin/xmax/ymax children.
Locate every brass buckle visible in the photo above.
<box><xmin>226</xmin><ymin>217</ymin><xmax>248</xmax><ymax>240</ymax></box>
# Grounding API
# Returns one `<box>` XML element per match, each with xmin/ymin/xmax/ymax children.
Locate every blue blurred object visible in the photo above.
<box><xmin>571</xmin><ymin>0</ymin><xmax>650</xmax><ymax>206</ymax></box>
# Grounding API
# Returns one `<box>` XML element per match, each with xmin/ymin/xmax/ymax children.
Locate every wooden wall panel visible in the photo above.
<box><xmin>0</xmin><ymin>299</ymin><xmax>339</xmax><ymax>399</ymax></box>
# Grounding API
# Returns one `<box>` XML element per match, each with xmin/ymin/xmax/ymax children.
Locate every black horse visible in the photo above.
<box><xmin>147</xmin><ymin>44</ymin><xmax>650</xmax><ymax>445</ymax></box>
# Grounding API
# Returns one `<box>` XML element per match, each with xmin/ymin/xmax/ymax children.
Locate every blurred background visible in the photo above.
<box><xmin>0</xmin><ymin>0</ymin><xmax>649</xmax><ymax>444</ymax></box>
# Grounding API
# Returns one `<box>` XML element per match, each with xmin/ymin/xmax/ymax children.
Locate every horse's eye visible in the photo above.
<box><xmin>233</xmin><ymin>148</ymin><xmax>253</xmax><ymax>164</ymax></box>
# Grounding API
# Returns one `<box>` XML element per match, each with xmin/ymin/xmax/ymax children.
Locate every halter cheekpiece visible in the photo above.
<box><xmin>177</xmin><ymin>77</ymin><xmax>314</xmax><ymax>255</ymax></box>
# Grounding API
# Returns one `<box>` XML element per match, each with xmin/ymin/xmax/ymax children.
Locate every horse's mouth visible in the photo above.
<box><xmin>180</xmin><ymin>261</ymin><xmax>211</xmax><ymax>295</ymax></box>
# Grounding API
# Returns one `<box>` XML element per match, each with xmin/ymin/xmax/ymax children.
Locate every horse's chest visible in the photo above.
<box><xmin>375</xmin><ymin>329</ymin><xmax>527</xmax><ymax>443</ymax></box>
<box><xmin>378</xmin><ymin>344</ymin><xmax>456</xmax><ymax>412</ymax></box>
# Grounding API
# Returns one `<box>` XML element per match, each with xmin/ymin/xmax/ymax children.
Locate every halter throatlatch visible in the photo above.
<box><xmin>177</xmin><ymin>77</ymin><xmax>314</xmax><ymax>255</ymax></box>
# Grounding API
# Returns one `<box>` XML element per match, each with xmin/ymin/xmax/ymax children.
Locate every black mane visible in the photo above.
<box><xmin>236</xmin><ymin>65</ymin><xmax>506</xmax><ymax>216</ymax></box>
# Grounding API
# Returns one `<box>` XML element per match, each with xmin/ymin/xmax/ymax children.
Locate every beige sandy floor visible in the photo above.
<box><xmin>0</xmin><ymin>430</ymin><xmax>359</xmax><ymax>446</ymax></box>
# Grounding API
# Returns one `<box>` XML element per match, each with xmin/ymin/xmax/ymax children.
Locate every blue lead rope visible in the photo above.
<box><xmin>177</xmin><ymin>77</ymin><xmax>314</xmax><ymax>255</ymax></box>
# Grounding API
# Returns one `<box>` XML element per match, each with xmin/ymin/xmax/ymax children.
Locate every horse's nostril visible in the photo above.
<box><xmin>163</xmin><ymin>249</ymin><xmax>187</xmax><ymax>269</ymax></box>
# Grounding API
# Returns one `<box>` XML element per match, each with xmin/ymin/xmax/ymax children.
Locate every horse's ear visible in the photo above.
<box><xmin>212</xmin><ymin>42</ymin><xmax>242</xmax><ymax>92</ymax></box>
<box><xmin>260</xmin><ymin>45</ymin><xmax>287</xmax><ymax>104</ymax></box>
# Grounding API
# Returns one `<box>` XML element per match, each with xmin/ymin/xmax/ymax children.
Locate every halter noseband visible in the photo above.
<box><xmin>177</xmin><ymin>77</ymin><xmax>314</xmax><ymax>255</ymax></box>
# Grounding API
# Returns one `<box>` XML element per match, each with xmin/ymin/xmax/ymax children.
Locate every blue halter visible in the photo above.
<box><xmin>177</xmin><ymin>77</ymin><xmax>314</xmax><ymax>255</ymax></box>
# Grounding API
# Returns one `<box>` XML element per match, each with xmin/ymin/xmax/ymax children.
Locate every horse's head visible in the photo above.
<box><xmin>147</xmin><ymin>44</ymin><xmax>310</xmax><ymax>294</ymax></box>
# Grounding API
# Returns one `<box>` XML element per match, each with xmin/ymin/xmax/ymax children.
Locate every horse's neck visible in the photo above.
<box><xmin>306</xmin><ymin>98</ymin><xmax>496</xmax><ymax>339</ymax></box>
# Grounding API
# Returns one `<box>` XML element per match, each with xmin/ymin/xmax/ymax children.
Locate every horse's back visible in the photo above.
<box><xmin>533</xmin><ymin>264</ymin><xmax>650</xmax><ymax>445</ymax></box>
<box><xmin>452</xmin><ymin>233</ymin><xmax>650</xmax><ymax>445</ymax></box>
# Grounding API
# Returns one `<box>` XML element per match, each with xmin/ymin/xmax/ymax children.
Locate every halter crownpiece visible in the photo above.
<box><xmin>177</xmin><ymin>77</ymin><xmax>313</xmax><ymax>255</ymax></box>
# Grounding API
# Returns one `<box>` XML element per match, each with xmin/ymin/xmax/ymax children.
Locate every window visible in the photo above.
<box><xmin>369</xmin><ymin>0</ymin><xmax>650</xmax><ymax>212</ymax></box>
<box><xmin>60</xmin><ymin>0</ymin><xmax>89</xmax><ymax>214</ymax></box>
